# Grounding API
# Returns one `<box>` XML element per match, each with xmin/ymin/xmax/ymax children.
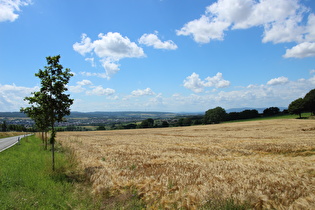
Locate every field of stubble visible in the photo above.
<box><xmin>57</xmin><ymin>119</ymin><xmax>315</xmax><ymax>209</ymax></box>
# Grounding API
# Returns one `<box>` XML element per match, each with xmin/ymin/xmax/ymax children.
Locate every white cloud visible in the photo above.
<box><xmin>93</xmin><ymin>32</ymin><xmax>145</xmax><ymax>59</ymax></box>
<box><xmin>73</xmin><ymin>34</ymin><xmax>94</xmax><ymax>56</ymax></box>
<box><xmin>262</xmin><ymin>16</ymin><xmax>305</xmax><ymax>44</ymax></box>
<box><xmin>77</xmin><ymin>79</ymin><xmax>92</xmax><ymax>86</ymax></box>
<box><xmin>183</xmin><ymin>72</ymin><xmax>230</xmax><ymax>93</ymax></box>
<box><xmin>183</xmin><ymin>72</ymin><xmax>205</xmax><ymax>93</ymax></box>
<box><xmin>0</xmin><ymin>84</ymin><xmax>38</xmax><ymax>111</ymax></box>
<box><xmin>310</xmin><ymin>69</ymin><xmax>315</xmax><ymax>74</ymax></box>
<box><xmin>305</xmin><ymin>14</ymin><xmax>315</xmax><ymax>42</ymax></box>
<box><xmin>68</xmin><ymin>80</ymin><xmax>93</xmax><ymax>93</ymax></box>
<box><xmin>139</xmin><ymin>32</ymin><xmax>178</xmax><ymax>50</ymax></box>
<box><xmin>267</xmin><ymin>76</ymin><xmax>289</xmax><ymax>85</ymax></box>
<box><xmin>85</xmin><ymin>57</ymin><xmax>96</xmax><ymax>67</ymax></box>
<box><xmin>169</xmin><ymin>75</ymin><xmax>315</xmax><ymax>111</ymax></box>
<box><xmin>283</xmin><ymin>42</ymin><xmax>315</xmax><ymax>58</ymax></box>
<box><xmin>80</xmin><ymin>71</ymin><xmax>108</xmax><ymax>79</ymax></box>
<box><xmin>86</xmin><ymin>86</ymin><xmax>115</xmax><ymax>96</ymax></box>
<box><xmin>68</xmin><ymin>85</ymin><xmax>85</xmax><ymax>93</ymax></box>
<box><xmin>177</xmin><ymin>0</ymin><xmax>315</xmax><ymax>58</ymax></box>
<box><xmin>176</xmin><ymin>15</ymin><xmax>230</xmax><ymax>43</ymax></box>
<box><xmin>205</xmin><ymin>72</ymin><xmax>231</xmax><ymax>88</ymax></box>
<box><xmin>0</xmin><ymin>0</ymin><xmax>31</xmax><ymax>22</ymax></box>
<box><xmin>100</xmin><ymin>58</ymin><xmax>120</xmax><ymax>79</ymax></box>
<box><xmin>73</xmin><ymin>32</ymin><xmax>145</xmax><ymax>79</ymax></box>
<box><xmin>131</xmin><ymin>88</ymin><xmax>155</xmax><ymax>96</ymax></box>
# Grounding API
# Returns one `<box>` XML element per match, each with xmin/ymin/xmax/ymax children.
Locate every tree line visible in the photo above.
<box><xmin>120</xmin><ymin>107</ymin><xmax>283</xmax><ymax>129</ymax></box>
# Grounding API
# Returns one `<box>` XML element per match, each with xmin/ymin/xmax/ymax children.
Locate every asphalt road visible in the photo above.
<box><xmin>0</xmin><ymin>134</ymin><xmax>33</xmax><ymax>152</ymax></box>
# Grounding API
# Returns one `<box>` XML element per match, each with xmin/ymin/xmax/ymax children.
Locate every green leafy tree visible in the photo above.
<box><xmin>21</xmin><ymin>55</ymin><xmax>73</xmax><ymax>170</ymax></box>
<box><xmin>263</xmin><ymin>107</ymin><xmax>280</xmax><ymax>116</ymax></box>
<box><xmin>96</xmin><ymin>125</ymin><xmax>106</xmax><ymax>130</ymax></box>
<box><xmin>1</xmin><ymin>121</ymin><xmax>7</xmax><ymax>132</ymax></box>
<box><xmin>161</xmin><ymin>121</ymin><xmax>169</xmax><ymax>127</ymax></box>
<box><xmin>204</xmin><ymin>107</ymin><xmax>227</xmax><ymax>124</ymax></box>
<box><xmin>288</xmin><ymin>98</ymin><xmax>305</xmax><ymax>118</ymax></box>
<box><xmin>141</xmin><ymin>118</ymin><xmax>154</xmax><ymax>128</ymax></box>
<box><xmin>304</xmin><ymin>89</ymin><xmax>315</xmax><ymax>115</ymax></box>
<box><xmin>21</xmin><ymin>106</ymin><xmax>50</xmax><ymax>149</ymax></box>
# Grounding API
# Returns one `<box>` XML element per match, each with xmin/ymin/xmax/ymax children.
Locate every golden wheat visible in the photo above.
<box><xmin>57</xmin><ymin>119</ymin><xmax>315</xmax><ymax>209</ymax></box>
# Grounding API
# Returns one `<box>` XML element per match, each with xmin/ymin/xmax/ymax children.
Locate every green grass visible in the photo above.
<box><xmin>0</xmin><ymin>135</ymin><xmax>146</xmax><ymax>210</ymax></box>
<box><xmin>0</xmin><ymin>135</ymin><xmax>101</xmax><ymax>209</ymax></box>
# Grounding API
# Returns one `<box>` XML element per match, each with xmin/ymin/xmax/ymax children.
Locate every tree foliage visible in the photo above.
<box><xmin>21</xmin><ymin>55</ymin><xmax>73</xmax><ymax>170</ymax></box>
<box><xmin>288</xmin><ymin>98</ymin><xmax>305</xmax><ymax>118</ymax></box>
<box><xmin>140</xmin><ymin>118</ymin><xmax>154</xmax><ymax>128</ymax></box>
<box><xmin>263</xmin><ymin>107</ymin><xmax>280</xmax><ymax>116</ymax></box>
<box><xmin>304</xmin><ymin>89</ymin><xmax>315</xmax><ymax>115</ymax></box>
<box><xmin>204</xmin><ymin>107</ymin><xmax>227</xmax><ymax>124</ymax></box>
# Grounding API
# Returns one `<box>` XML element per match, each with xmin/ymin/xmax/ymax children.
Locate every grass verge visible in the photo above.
<box><xmin>0</xmin><ymin>135</ymin><xmax>146</xmax><ymax>209</ymax></box>
<box><xmin>0</xmin><ymin>135</ymin><xmax>100</xmax><ymax>209</ymax></box>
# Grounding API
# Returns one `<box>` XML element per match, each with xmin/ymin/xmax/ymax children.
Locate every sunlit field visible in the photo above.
<box><xmin>57</xmin><ymin>119</ymin><xmax>315</xmax><ymax>209</ymax></box>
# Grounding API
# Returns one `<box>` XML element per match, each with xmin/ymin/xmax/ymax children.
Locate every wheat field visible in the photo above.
<box><xmin>57</xmin><ymin>119</ymin><xmax>315</xmax><ymax>209</ymax></box>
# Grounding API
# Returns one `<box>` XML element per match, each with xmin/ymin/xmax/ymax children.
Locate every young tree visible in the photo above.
<box><xmin>21</xmin><ymin>55</ymin><xmax>73</xmax><ymax>170</ymax></box>
<box><xmin>21</xmin><ymin>105</ymin><xmax>50</xmax><ymax>149</ymax></box>
<box><xmin>288</xmin><ymin>98</ymin><xmax>305</xmax><ymax>118</ymax></box>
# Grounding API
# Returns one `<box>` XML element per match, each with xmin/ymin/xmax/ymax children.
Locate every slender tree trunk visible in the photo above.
<box><xmin>44</xmin><ymin>132</ymin><xmax>48</xmax><ymax>150</ymax></box>
<box><xmin>51</xmin><ymin>124</ymin><xmax>55</xmax><ymax>171</ymax></box>
<box><xmin>41</xmin><ymin>132</ymin><xmax>44</xmax><ymax>144</ymax></box>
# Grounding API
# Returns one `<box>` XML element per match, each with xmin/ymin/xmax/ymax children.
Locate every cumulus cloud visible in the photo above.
<box><xmin>73</xmin><ymin>32</ymin><xmax>145</xmax><ymax>79</ymax></box>
<box><xmin>168</xmin><ymin>75</ymin><xmax>315</xmax><ymax>111</ymax></box>
<box><xmin>139</xmin><ymin>32</ymin><xmax>178</xmax><ymax>50</ymax></box>
<box><xmin>86</xmin><ymin>86</ymin><xmax>115</xmax><ymax>96</ymax></box>
<box><xmin>283</xmin><ymin>42</ymin><xmax>315</xmax><ymax>58</ymax></box>
<box><xmin>0</xmin><ymin>84</ymin><xmax>38</xmax><ymax>111</ymax></box>
<box><xmin>183</xmin><ymin>72</ymin><xmax>230</xmax><ymax>93</ymax></box>
<box><xmin>131</xmin><ymin>88</ymin><xmax>155</xmax><ymax>96</ymax></box>
<box><xmin>267</xmin><ymin>76</ymin><xmax>289</xmax><ymax>85</ymax></box>
<box><xmin>68</xmin><ymin>79</ymin><xmax>93</xmax><ymax>93</ymax></box>
<box><xmin>68</xmin><ymin>85</ymin><xmax>85</xmax><ymax>93</ymax></box>
<box><xmin>177</xmin><ymin>0</ymin><xmax>315</xmax><ymax>58</ymax></box>
<box><xmin>73</xmin><ymin>34</ymin><xmax>94</xmax><ymax>56</ymax></box>
<box><xmin>77</xmin><ymin>79</ymin><xmax>93</xmax><ymax>86</ymax></box>
<box><xmin>100</xmin><ymin>58</ymin><xmax>120</xmax><ymax>79</ymax></box>
<box><xmin>0</xmin><ymin>0</ymin><xmax>32</xmax><ymax>22</ymax></box>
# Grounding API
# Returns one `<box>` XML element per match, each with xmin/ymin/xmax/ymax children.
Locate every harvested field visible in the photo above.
<box><xmin>57</xmin><ymin>119</ymin><xmax>315</xmax><ymax>209</ymax></box>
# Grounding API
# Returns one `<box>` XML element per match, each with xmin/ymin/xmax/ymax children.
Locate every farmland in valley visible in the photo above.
<box><xmin>57</xmin><ymin>119</ymin><xmax>315</xmax><ymax>209</ymax></box>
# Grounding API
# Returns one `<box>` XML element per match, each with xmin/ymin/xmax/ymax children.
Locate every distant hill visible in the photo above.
<box><xmin>0</xmin><ymin>112</ymin><xmax>27</xmax><ymax>118</ymax></box>
<box><xmin>68</xmin><ymin>111</ymin><xmax>178</xmax><ymax>119</ymax></box>
<box><xmin>0</xmin><ymin>107</ymin><xmax>288</xmax><ymax>119</ymax></box>
<box><xmin>0</xmin><ymin>111</ymin><xmax>178</xmax><ymax>119</ymax></box>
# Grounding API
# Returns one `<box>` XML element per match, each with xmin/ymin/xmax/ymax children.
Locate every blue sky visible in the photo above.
<box><xmin>0</xmin><ymin>0</ymin><xmax>315</xmax><ymax>112</ymax></box>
